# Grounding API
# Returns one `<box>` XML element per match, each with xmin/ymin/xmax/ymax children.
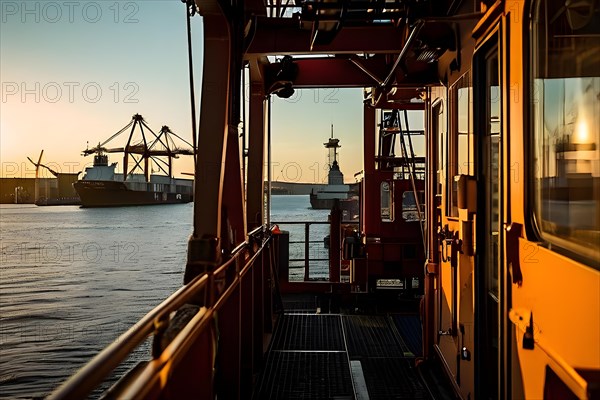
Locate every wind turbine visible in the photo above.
<box><xmin>27</xmin><ymin>150</ymin><xmax>59</xmax><ymax>203</ymax></box>
<box><xmin>27</xmin><ymin>150</ymin><xmax>44</xmax><ymax>202</ymax></box>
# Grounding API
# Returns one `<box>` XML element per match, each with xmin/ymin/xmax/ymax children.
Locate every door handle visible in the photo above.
<box><xmin>506</xmin><ymin>222</ymin><xmax>523</xmax><ymax>286</ymax></box>
<box><xmin>450</xmin><ymin>231</ymin><xmax>462</xmax><ymax>269</ymax></box>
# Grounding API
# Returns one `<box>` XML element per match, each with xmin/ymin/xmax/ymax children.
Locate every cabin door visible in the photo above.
<box><xmin>474</xmin><ymin>30</ymin><xmax>503</xmax><ymax>400</ymax></box>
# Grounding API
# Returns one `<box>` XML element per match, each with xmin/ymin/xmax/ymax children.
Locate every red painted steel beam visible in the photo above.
<box><xmin>186</xmin><ymin>0</ymin><xmax>231</xmax><ymax>283</ymax></box>
<box><xmin>221</xmin><ymin>110</ymin><xmax>247</xmax><ymax>250</ymax></box>
<box><xmin>361</xmin><ymin>105</ymin><xmax>375</xmax><ymax>263</ymax></box>
<box><xmin>292</xmin><ymin>57</ymin><xmax>384</xmax><ymax>88</ymax></box>
<box><xmin>363</xmin><ymin>105</ymin><xmax>376</xmax><ymax>175</ymax></box>
<box><xmin>266</xmin><ymin>57</ymin><xmax>437</xmax><ymax>90</ymax></box>
<box><xmin>246</xmin><ymin>18</ymin><xmax>408</xmax><ymax>55</ymax></box>
<box><xmin>246</xmin><ymin>58</ymin><xmax>267</xmax><ymax>230</ymax></box>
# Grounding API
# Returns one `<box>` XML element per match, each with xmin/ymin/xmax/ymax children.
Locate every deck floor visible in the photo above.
<box><xmin>253</xmin><ymin>304</ymin><xmax>430</xmax><ymax>400</ymax></box>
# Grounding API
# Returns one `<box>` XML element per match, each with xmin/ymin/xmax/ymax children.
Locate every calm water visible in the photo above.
<box><xmin>0</xmin><ymin>195</ymin><xmax>325</xmax><ymax>398</ymax></box>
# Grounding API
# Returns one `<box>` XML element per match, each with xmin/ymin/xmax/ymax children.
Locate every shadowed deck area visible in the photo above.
<box><xmin>253</xmin><ymin>296</ymin><xmax>435</xmax><ymax>400</ymax></box>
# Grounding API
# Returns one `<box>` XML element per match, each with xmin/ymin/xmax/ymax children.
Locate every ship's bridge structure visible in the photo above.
<box><xmin>188</xmin><ymin>0</ymin><xmax>459</xmax><ymax>253</ymax></box>
<box><xmin>179</xmin><ymin>0</ymin><xmax>457</xmax><ymax>396</ymax></box>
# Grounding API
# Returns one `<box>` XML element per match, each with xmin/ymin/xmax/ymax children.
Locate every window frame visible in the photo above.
<box><xmin>448</xmin><ymin>71</ymin><xmax>474</xmax><ymax>218</ymax></box>
<box><xmin>528</xmin><ymin>0</ymin><xmax>600</xmax><ymax>268</ymax></box>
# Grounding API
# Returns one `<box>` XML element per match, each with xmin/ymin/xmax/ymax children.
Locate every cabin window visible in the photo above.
<box><xmin>431</xmin><ymin>100</ymin><xmax>444</xmax><ymax>211</ymax></box>
<box><xmin>402</xmin><ymin>190</ymin><xmax>424</xmax><ymax>221</ymax></box>
<box><xmin>449</xmin><ymin>72</ymin><xmax>473</xmax><ymax>217</ymax></box>
<box><xmin>380</xmin><ymin>181</ymin><xmax>394</xmax><ymax>221</ymax></box>
<box><xmin>434</xmin><ymin>98</ymin><xmax>448</xmax><ymax>215</ymax></box>
<box><xmin>532</xmin><ymin>0</ymin><xmax>600</xmax><ymax>263</ymax></box>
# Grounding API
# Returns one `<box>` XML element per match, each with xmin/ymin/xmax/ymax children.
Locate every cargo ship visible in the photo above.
<box><xmin>73</xmin><ymin>114</ymin><xmax>194</xmax><ymax>207</ymax></box>
<box><xmin>74</xmin><ymin>152</ymin><xmax>193</xmax><ymax>207</ymax></box>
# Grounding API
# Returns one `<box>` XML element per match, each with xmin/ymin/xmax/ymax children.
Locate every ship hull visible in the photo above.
<box><xmin>74</xmin><ymin>180</ymin><xmax>192</xmax><ymax>207</ymax></box>
<box><xmin>310</xmin><ymin>193</ymin><xmax>359</xmax><ymax>219</ymax></box>
<box><xmin>309</xmin><ymin>193</ymin><xmax>338</xmax><ymax>209</ymax></box>
<box><xmin>36</xmin><ymin>197</ymin><xmax>81</xmax><ymax>206</ymax></box>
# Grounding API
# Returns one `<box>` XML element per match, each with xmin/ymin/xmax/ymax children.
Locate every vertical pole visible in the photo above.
<box><xmin>329</xmin><ymin>202</ymin><xmax>341</xmax><ymax>283</ymax></box>
<box><xmin>304</xmin><ymin>222</ymin><xmax>310</xmax><ymax>281</ymax></box>
<box><xmin>185</xmin><ymin>3</ymin><xmax>198</xmax><ymax>169</ymax></box>
<box><xmin>190</xmin><ymin>16</ymin><xmax>230</xmax><ymax>240</ymax></box>
<box><xmin>362</xmin><ymin>105</ymin><xmax>376</xmax><ymax>234</ymax></box>
<box><xmin>34</xmin><ymin>159</ymin><xmax>40</xmax><ymax>203</ymax></box>
<box><xmin>246</xmin><ymin>60</ymin><xmax>267</xmax><ymax>230</ymax></box>
<box><xmin>263</xmin><ymin>243</ymin><xmax>273</xmax><ymax>333</ymax></box>
<box><xmin>266</xmin><ymin>96</ymin><xmax>272</xmax><ymax>227</ymax></box>
<box><xmin>424</xmin><ymin>88</ymin><xmax>438</xmax><ymax>359</ymax></box>
<box><xmin>253</xmin><ymin>249</ymin><xmax>265</xmax><ymax>369</ymax></box>
<box><xmin>222</xmin><ymin>123</ymin><xmax>248</xmax><ymax>248</ymax></box>
<box><xmin>246</xmin><ymin>100</ymin><xmax>265</xmax><ymax>227</ymax></box>
<box><xmin>240</xmin><ymin>265</ymin><xmax>253</xmax><ymax>396</ymax></box>
<box><xmin>144</xmin><ymin>156</ymin><xmax>149</xmax><ymax>183</ymax></box>
<box><xmin>185</xmin><ymin>12</ymin><xmax>230</xmax><ymax>284</ymax></box>
<box><xmin>241</xmin><ymin>64</ymin><xmax>246</xmax><ymax>182</ymax></box>
<box><xmin>123</xmin><ymin>153</ymin><xmax>129</xmax><ymax>180</ymax></box>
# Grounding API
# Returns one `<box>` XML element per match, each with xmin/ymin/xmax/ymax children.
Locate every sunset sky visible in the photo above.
<box><xmin>0</xmin><ymin>0</ymin><xmax>366</xmax><ymax>183</ymax></box>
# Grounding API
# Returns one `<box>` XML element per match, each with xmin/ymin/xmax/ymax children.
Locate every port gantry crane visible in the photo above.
<box><xmin>81</xmin><ymin>114</ymin><xmax>195</xmax><ymax>181</ymax></box>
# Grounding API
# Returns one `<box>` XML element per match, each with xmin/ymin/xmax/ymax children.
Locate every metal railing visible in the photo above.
<box><xmin>273</xmin><ymin>220</ymin><xmax>358</xmax><ymax>282</ymax></box>
<box><xmin>49</xmin><ymin>226</ymin><xmax>275</xmax><ymax>400</ymax></box>
<box><xmin>274</xmin><ymin>221</ymin><xmax>329</xmax><ymax>281</ymax></box>
<box><xmin>47</xmin><ymin>272</ymin><xmax>210</xmax><ymax>399</ymax></box>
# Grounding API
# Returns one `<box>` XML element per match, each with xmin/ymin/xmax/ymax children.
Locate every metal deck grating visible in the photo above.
<box><xmin>392</xmin><ymin>315</ymin><xmax>423</xmax><ymax>357</ymax></box>
<box><xmin>254</xmin><ymin>313</ymin><xmax>433</xmax><ymax>399</ymax></box>
<box><xmin>343</xmin><ymin>315</ymin><xmax>412</xmax><ymax>358</ymax></box>
<box><xmin>253</xmin><ymin>351</ymin><xmax>353</xmax><ymax>399</ymax></box>
<box><xmin>271</xmin><ymin>314</ymin><xmax>345</xmax><ymax>351</ymax></box>
<box><xmin>360</xmin><ymin>358</ymin><xmax>430</xmax><ymax>399</ymax></box>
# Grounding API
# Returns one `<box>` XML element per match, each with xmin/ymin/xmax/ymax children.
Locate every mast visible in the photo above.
<box><xmin>324</xmin><ymin>124</ymin><xmax>340</xmax><ymax>169</ymax></box>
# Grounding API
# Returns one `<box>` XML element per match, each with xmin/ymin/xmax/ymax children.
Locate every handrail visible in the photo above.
<box><xmin>272</xmin><ymin>220</ymin><xmax>359</xmax><ymax>226</ymax></box>
<box><xmin>48</xmin><ymin>273</ymin><xmax>210</xmax><ymax>400</ymax></box>
<box><xmin>117</xmin><ymin>306</ymin><xmax>213</xmax><ymax>399</ymax></box>
<box><xmin>272</xmin><ymin>220</ymin><xmax>358</xmax><ymax>281</ymax></box>
<box><xmin>49</xmin><ymin>226</ymin><xmax>271</xmax><ymax>400</ymax></box>
<box><xmin>239</xmin><ymin>241</ymin><xmax>265</xmax><ymax>278</ymax></box>
<box><xmin>214</xmin><ymin>247</ymin><xmax>265</xmax><ymax>310</ymax></box>
<box><xmin>127</xmin><ymin>233</ymin><xmax>271</xmax><ymax>398</ymax></box>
